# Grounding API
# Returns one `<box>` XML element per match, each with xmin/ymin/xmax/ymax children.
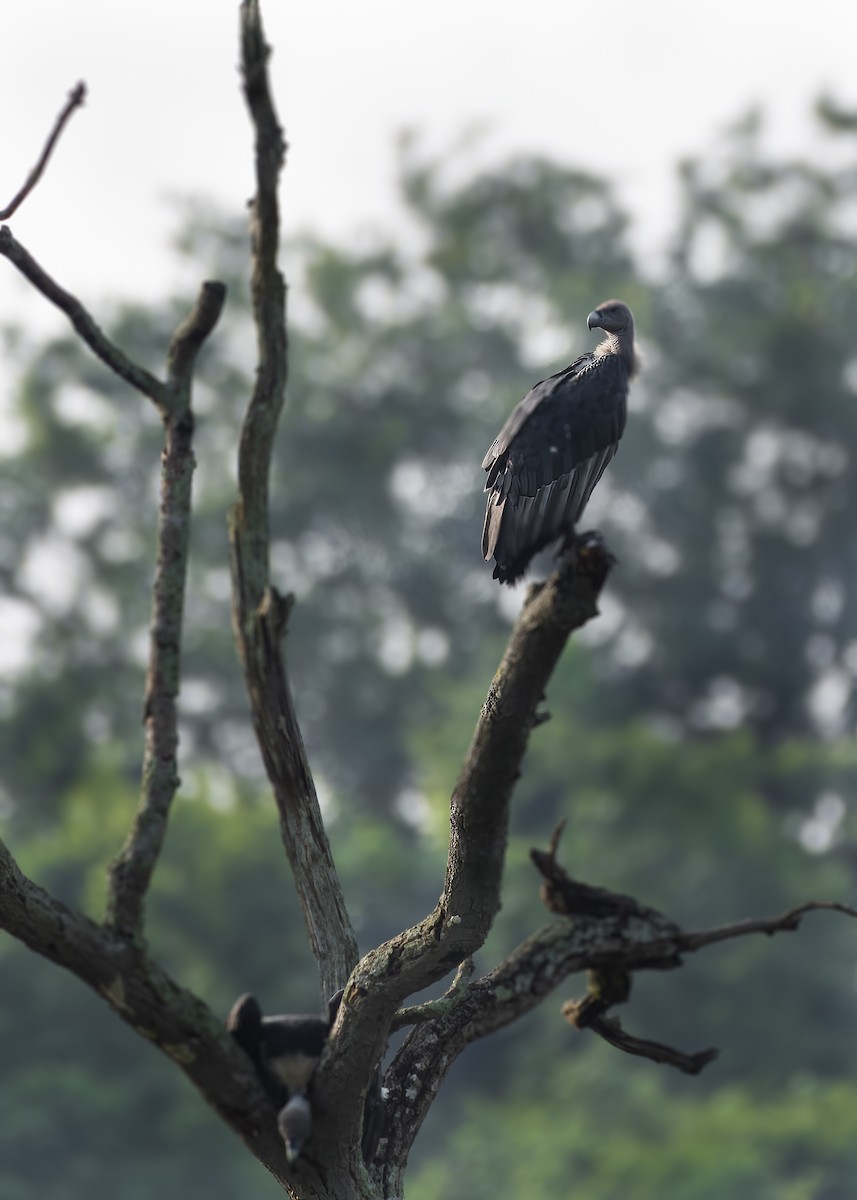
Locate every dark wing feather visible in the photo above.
<box><xmin>482</xmin><ymin>353</ymin><xmax>629</xmax><ymax>583</ymax></box>
<box><xmin>482</xmin><ymin>353</ymin><xmax>593</xmax><ymax>481</ymax></box>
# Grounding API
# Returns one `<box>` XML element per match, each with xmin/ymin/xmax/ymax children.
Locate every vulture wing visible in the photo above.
<box><xmin>482</xmin><ymin>352</ymin><xmax>629</xmax><ymax>583</ymax></box>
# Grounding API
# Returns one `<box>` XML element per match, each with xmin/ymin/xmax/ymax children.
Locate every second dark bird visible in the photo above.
<box><xmin>227</xmin><ymin>989</ymin><xmax>342</xmax><ymax>1164</ymax></box>
<box><xmin>481</xmin><ymin>299</ymin><xmax>638</xmax><ymax>584</ymax></box>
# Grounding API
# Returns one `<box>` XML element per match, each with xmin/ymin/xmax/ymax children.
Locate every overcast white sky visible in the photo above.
<box><xmin>2</xmin><ymin>0</ymin><xmax>857</xmax><ymax>340</ymax></box>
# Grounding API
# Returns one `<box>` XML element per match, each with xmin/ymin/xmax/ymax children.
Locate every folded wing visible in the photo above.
<box><xmin>482</xmin><ymin>353</ymin><xmax>628</xmax><ymax>584</ymax></box>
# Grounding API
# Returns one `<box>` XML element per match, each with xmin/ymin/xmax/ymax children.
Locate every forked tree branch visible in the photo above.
<box><xmin>223</xmin><ymin>22</ymin><xmax>619</xmax><ymax>1171</ymax></box>
<box><xmin>227</xmin><ymin>0</ymin><xmax>358</xmax><ymax>999</ymax></box>
<box><xmin>0</xmin><ymin>212</ymin><xmax>225</xmax><ymax>941</ymax></box>
<box><xmin>313</xmin><ymin>538</ymin><xmax>613</xmax><ymax>1180</ymax></box>
<box><xmin>391</xmin><ymin>959</ymin><xmax>475</xmax><ymax>1031</ymax></box>
<box><xmin>380</xmin><ymin>888</ymin><xmax>857</xmax><ymax>1187</ymax></box>
<box><xmin>0</xmin><ymin>81</ymin><xmax>86</xmax><ymax>219</ymax></box>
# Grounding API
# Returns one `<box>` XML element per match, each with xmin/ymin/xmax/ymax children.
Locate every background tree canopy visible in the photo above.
<box><xmin>3</xmin><ymin>103</ymin><xmax>857</xmax><ymax>1198</ymax></box>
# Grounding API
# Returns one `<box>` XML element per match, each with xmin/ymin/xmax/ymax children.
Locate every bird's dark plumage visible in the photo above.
<box><xmin>227</xmin><ymin>991</ymin><xmax>341</xmax><ymax>1106</ymax></box>
<box><xmin>227</xmin><ymin>989</ymin><xmax>343</xmax><ymax>1164</ymax></box>
<box><xmin>482</xmin><ymin>299</ymin><xmax>637</xmax><ymax>584</ymax></box>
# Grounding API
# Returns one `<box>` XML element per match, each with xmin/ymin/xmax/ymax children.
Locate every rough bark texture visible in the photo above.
<box><xmin>0</xmin><ymin>838</ymin><xmax>294</xmax><ymax>1180</ymax></box>
<box><xmin>227</xmin><ymin>0</ymin><xmax>358</xmax><ymax>1002</ymax></box>
<box><xmin>309</xmin><ymin>540</ymin><xmax>615</xmax><ymax>1176</ymax></box>
<box><xmin>107</xmin><ymin>282</ymin><xmax>225</xmax><ymax>937</ymax></box>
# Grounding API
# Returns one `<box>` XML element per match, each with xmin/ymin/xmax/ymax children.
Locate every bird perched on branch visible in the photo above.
<box><xmin>481</xmin><ymin>299</ymin><xmax>637</xmax><ymax>584</ymax></box>
<box><xmin>227</xmin><ymin>989</ymin><xmax>343</xmax><ymax>1164</ymax></box>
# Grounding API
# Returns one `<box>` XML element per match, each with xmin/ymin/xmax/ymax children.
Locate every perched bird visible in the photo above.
<box><xmin>481</xmin><ymin>299</ymin><xmax>637</xmax><ymax>584</ymax></box>
<box><xmin>227</xmin><ymin>989</ymin><xmax>343</xmax><ymax>1163</ymax></box>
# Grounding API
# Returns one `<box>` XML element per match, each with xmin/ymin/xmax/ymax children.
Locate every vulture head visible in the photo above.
<box><xmin>586</xmin><ymin>299</ymin><xmax>634</xmax><ymax>334</ymax></box>
<box><xmin>278</xmin><ymin>1093</ymin><xmax>313</xmax><ymax>1165</ymax></box>
<box><xmin>587</xmin><ymin>299</ymin><xmax>637</xmax><ymax>373</ymax></box>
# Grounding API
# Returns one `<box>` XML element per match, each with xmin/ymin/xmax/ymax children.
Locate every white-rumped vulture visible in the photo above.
<box><xmin>481</xmin><ymin>299</ymin><xmax>637</xmax><ymax>584</ymax></box>
<box><xmin>227</xmin><ymin>989</ymin><xmax>343</xmax><ymax>1163</ymax></box>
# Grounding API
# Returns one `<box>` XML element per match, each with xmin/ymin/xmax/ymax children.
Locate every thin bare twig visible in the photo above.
<box><xmin>547</xmin><ymin>816</ymin><xmax>566</xmax><ymax>858</ymax></box>
<box><xmin>0</xmin><ymin>227</ymin><xmax>165</xmax><ymax>406</ymax></box>
<box><xmin>678</xmin><ymin>901</ymin><xmax>857</xmax><ymax>951</ymax></box>
<box><xmin>0</xmin><ymin>82</ymin><xmax>86</xmax><ymax>220</ymax></box>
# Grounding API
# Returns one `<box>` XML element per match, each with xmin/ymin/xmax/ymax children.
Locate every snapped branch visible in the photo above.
<box><xmin>166</xmin><ymin>280</ymin><xmax>229</xmax><ymax>407</ymax></box>
<box><xmin>378</xmin><ymin>828</ymin><xmax>857</xmax><ymax>1180</ymax></box>
<box><xmin>570</xmin><ymin>1010</ymin><xmax>718</xmax><ymax>1075</ymax></box>
<box><xmin>531</xmin><ymin>824</ymin><xmax>857</xmax><ymax>1075</ymax></box>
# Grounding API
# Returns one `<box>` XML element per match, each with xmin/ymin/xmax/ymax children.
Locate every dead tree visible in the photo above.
<box><xmin>1</xmin><ymin>4</ymin><xmax>854</xmax><ymax>1198</ymax></box>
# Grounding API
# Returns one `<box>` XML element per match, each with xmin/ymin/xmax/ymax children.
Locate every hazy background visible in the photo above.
<box><xmin>4</xmin><ymin>4</ymin><xmax>857</xmax><ymax>1199</ymax></box>
<box><xmin>3</xmin><ymin>1</ymin><xmax>857</xmax><ymax>324</ymax></box>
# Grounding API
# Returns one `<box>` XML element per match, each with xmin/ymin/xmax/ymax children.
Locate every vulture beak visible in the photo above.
<box><xmin>587</xmin><ymin>310</ymin><xmax>604</xmax><ymax>331</ymax></box>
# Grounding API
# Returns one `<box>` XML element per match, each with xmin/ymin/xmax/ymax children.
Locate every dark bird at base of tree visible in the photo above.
<box><xmin>481</xmin><ymin>299</ymin><xmax>638</xmax><ymax>584</ymax></box>
<box><xmin>227</xmin><ymin>989</ymin><xmax>343</xmax><ymax>1164</ymax></box>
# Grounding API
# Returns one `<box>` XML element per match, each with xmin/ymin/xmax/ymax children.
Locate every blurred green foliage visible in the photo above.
<box><xmin>3</xmin><ymin>104</ymin><xmax>857</xmax><ymax>1197</ymax></box>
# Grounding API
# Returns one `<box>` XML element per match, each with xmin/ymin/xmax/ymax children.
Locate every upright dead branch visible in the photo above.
<box><xmin>227</xmin><ymin>0</ymin><xmax>358</xmax><ymax>998</ymax></box>
<box><xmin>107</xmin><ymin>282</ymin><xmax>227</xmax><ymax>937</ymax></box>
